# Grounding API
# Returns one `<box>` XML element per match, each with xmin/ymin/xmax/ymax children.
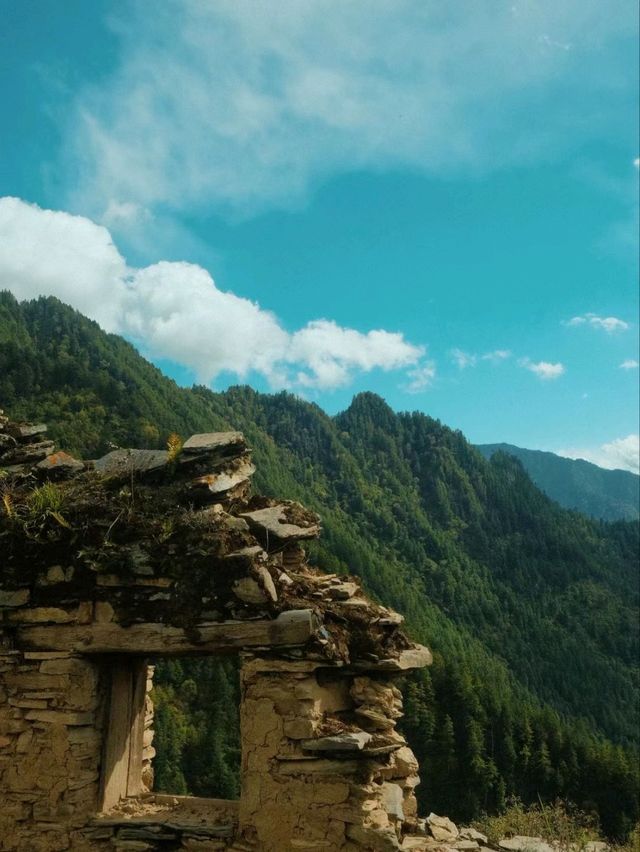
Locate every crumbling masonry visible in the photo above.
<box><xmin>0</xmin><ymin>411</ymin><xmax>439</xmax><ymax>851</ymax></box>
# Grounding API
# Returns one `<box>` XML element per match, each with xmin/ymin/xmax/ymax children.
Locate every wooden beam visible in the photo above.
<box><xmin>17</xmin><ymin>610</ymin><xmax>318</xmax><ymax>655</ymax></box>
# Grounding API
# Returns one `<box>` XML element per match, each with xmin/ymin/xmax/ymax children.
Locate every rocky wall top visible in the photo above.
<box><xmin>0</xmin><ymin>409</ymin><xmax>430</xmax><ymax>670</ymax></box>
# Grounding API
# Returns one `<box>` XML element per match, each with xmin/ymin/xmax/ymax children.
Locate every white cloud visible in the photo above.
<box><xmin>0</xmin><ymin>196</ymin><xmax>126</xmax><ymax>332</ymax></box>
<box><xmin>620</xmin><ymin>359</ymin><xmax>639</xmax><ymax>369</ymax></box>
<box><xmin>121</xmin><ymin>260</ymin><xmax>290</xmax><ymax>384</ymax></box>
<box><xmin>481</xmin><ymin>349</ymin><xmax>512</xmax><ymax>363</ymax></box>
<box><xmin>291</xmin><ymin>320</ymin><xmax>423</xmax><ymax>389</ymax></box>
<box><xmin>519</xmin><ymin>358</ymin><xmax>565</xmax><ymax>380</ymax></box>
<box><xmin>558</xmin><ymin>434</ymin><xmax>640</xmax><ymax>473</ymax></box>
<box><xmin>62</xmin><ymin>0</ymin><xmax>636</xmax><ymax>218</ymax></box>
<box><xmin>634</xmin><ymin>157</ymin><xmax>640</xmax><ymax>169</ymax></box>
<box><xmin>565</xmin><ymin>313</ymin><xmax>630</xmax><ymax>333</ymax></box>
<box><xmin>404</xmin><ymin>361</ymin><xmax>437</xmax><ymax>393</ymax></box>
<box><xmin>0</xmin><ymin>197</ymin><xmax>424</xmax><ymax>390</ymax></box>
<box><xmin>102</xmin><ymin>200</ymin><xmax>152</xmax><ymax>228</ymax></box>
<box><xmin>451</xmin><ymin>348</ymin><xmax>477</xmax><ymax>369</ymax></box>
<box><xmin>450</xmin><ymin>348</ymin><xmax>512</xmax><ymax>368</ymax></box>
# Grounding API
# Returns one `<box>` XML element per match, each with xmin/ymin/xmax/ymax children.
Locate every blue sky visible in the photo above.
<box><xmin>1</xmin><ymin>0</ymin><xmax>638</xmax><ymax>470</ymax></box>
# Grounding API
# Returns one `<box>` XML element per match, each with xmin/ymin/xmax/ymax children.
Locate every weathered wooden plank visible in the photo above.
<box><xmin>100</xmin><ymin>663</ymin><xmax>134</xmax><ymax>811</ymax></box>
<box><xmin>126</xmin><ymin>660</ymin><xmax>148</xmax><ymax>798</ymax></box>
<box><xmin>17</xmin><ymin>609</ymin><xmax>318</xmax><ymax>654</ymax></box>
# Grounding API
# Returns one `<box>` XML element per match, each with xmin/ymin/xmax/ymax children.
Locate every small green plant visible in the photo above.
<box><xmin>23</xmin><ymin>482</ymin><xmax>70</xmax><ymax>528</ymax></box>
<box><xmin>25</xmin><ymin>482</ymin><xmax>65</xmax><ymax>515</ymax></box>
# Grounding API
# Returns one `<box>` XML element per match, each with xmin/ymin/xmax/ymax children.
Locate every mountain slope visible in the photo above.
<box><xmin>477</xmin><ymin>443</ymin><xmax>639</xmax><ymax>521</ymax></box>
<box><xmin>1</xmin><ymin>292</ymin><xmax>638</xmax><ymax>837</ymax></box>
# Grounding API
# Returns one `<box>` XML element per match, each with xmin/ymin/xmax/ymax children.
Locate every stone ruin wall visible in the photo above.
<box><xmin>0</xmin><ymin>410</ymin><xmax>437</xmax><ymax>852</ymax></box>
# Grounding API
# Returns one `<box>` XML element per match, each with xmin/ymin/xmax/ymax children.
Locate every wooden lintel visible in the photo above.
<box><xmin>16</xmin><ymin>609</ymin><xmax>318</xmax><ymax>655</ymax></box>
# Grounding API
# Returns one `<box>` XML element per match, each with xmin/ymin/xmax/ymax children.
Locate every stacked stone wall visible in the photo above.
<box><xmin>0</xmin><ymin>647</ymin><xmax>106</xmax><ymax>851</ymax></box>
<box><xmin>0</xmin><ymin>412</ymin><xmax>437</xmax><ymax>851</ymax></box>
<box><xmin>239</xmin><ymin>659</ymin><xmax>423</xmax><ymax>851</ymax></box>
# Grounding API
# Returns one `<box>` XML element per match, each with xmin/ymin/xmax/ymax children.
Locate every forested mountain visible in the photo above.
<box><xmin>1</xmin><ymin>292</ymin><xmax>638</xmax><ymax>839</ymax></box>
<box><xmin>477</xmin><ymin>443</ymin><xmax>639</xmax><ymax>522</ymax></box>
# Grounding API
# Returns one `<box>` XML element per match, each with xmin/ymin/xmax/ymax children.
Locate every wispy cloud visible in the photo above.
<box><xmin>0</xmin><ymin>196</ymin><xmax>427</xmax><ymax>391</ymax></box>
<box><xmin>451</xmin><ymin>349</ymin><xmax>477</xmax><ymax>369</ymax></box>
<box><xmin>620</xmin><ymin>359</ymin><xmax>639</xmax><ymax>369</ymax></box>
<box><xmin>451</xmin><ymin>348</ymin><xmax>511</xmax><ymax>369</ymax></box>
<box><xmin>519</xmin><ymin>358</ymin><xmax>565</xmax><ymax>380</ymax></box>
<box><xmin>565</xmin><ymin>313</ymin><xmax>630</xmax><ymax>333</ymax></box>
<box><xmin>61</xmin><ymin>0</ymin><xmax>637</xmax><ymax>219</ymax></box>
<box><xmin>404</xmin><ymin>361</ymin><xmax>437</xmax><ymax>393</ymax></box>
<box><xmin>481</xmin><ymin>349</ymin><xmax>512</xmax><ymax>363</ymax></box>
<box><xmin>558</xmin><ymin>434</ymin><xmax>639</xmax><ymax>473</ymax></box>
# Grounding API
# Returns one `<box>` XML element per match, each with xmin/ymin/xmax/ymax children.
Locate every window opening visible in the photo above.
<box><xmin>98</xmin><ymin>655</ymin><xmax>241</xmax><ymax>813</ymax></box>
<box><xmin>152</xmin><ymin>656</ymin><xmax>241</xmax><ymax>799</ymax></box>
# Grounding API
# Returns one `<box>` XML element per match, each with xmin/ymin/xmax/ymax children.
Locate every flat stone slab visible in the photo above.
<box><xmin>6</xmin><ymin>422</ymin><xmax>48</xmax><ymax>441</ymax></box>
<box><xmin>240</xmin><ymin>503</ymin><xmax>321</xmax><ymax>542</ymax></box>
<box><xmin>499</xmin><ymin>838</ymin><xmax>554</xmax><ymax>852</ymax></box>
<box><xmin>328</xmin><ymin>582</ymin><xmax>358</xmax><ymax>600</ymax></box>
<box><xmin>382</xmin><ymin>782</ymin><xmax>405</xmax><ymax>821</ymax></box>
<box><xmin>427</xmin><ymin>813</ymin><xmax>459</xmax><ymax>842</ymax></box>
<box><xmin>0</xmin><ymin>433</ymin><xmax>17</xmax><ymax>451</ymax></box>
<box><xmin>459</xmin><ymin>828</ymin><xmax>489</xmax><ymax>844</ymax></box>
<box><xmin>0</xmin><ymin>589</ymin><xmax>30</xmax><ymax>608</ymax></box>
<box><xmin>182</xmin><ymin>431</ymin><xmax>246</xmax><ymax>454</ymax></box>
<box><xmin>402</xmin><ymin>839</ymin><xmax>433</xmax><ymax>851</ymax></box>
<box><xmin>188</xmin><ymin>458</ymin><xmax>256</xmax><ymax>499</ymax></box>
<box><xmin>36</xmin><ymin>450</ymin><xmax>84</xmax><ymax>478</ymax></box>
<box><xmin>1</xmin><ymin>440</ymin><xmax>55</xmax><ymax>464</ymax></box>
<box><xmin>302</xmin><ymin>731</ymin><xmax>372</xmax><ymax>752</ymax></box>
<box><xmin>354</xmin><ymin>645</ymin><xmax>433</xmax><ymax>672</ymax></box>
<box><xmin>94</xmin><ymin>448</ymin><xmax>169</xmax><ymax>478</ymax></box>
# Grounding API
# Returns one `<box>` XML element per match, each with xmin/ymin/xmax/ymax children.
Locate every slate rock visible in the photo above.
<box><xmin>355</xmin><ymin>706</ymin><xmax>395</xmax><ymax>730</ymax></box>
<box><xmin>328</xmin><ymin>581</ymin><xmax>358</xmax><ymax>600</ymax></box>
<box><xmin>499</xmin><ymin>837</ymin><xmax>554</xmax><ymax>852</ymax></box>
<box><xmin>36</xmin><ymin>451</ymin><xmax>84</xmax><ymax>479</ymax></box>
<box><xmin>427</xmin><ymin>813</ymin><xmax>459</xmax><ymax>842</ymax></box>
<box><xmin>382</xmin><ymin>782</ymin><xmax>405</xmax><ymax>821</ymax></box>
<box><xmin>182</xmin><ymin>431</ymin><xmax>246</xmax><ymax>455</ymax></box>
<box><xmin>188</xmin><ymin>458</ymin><xmax>256</xmax><ymax>501</ymax></box>
<box><xmin>301</xmin><ymin>731</ymin><xmax>373</xmax><ymax>752</ymax></box>
<box><xmin>1</xmin><ymin>440</ymin><xmax>55</xmax><ymax>465</ymax></box>
<box><xmin>240</xmin><ymin>503</ymin><xmax>321</xmax><ymax>543</ymax></box>
<box><xmin>460</xmin><ymin>828</ymin><xmax>489</xmax><ymax>845</ymax></box>
<box><xmin>0</xmin><ymin>433</ymin><xmax>17</xmax><ymax>452</ymax></box>
<box><xmin>370</xmin><ymin>646</ymin><xmax>433</xmax><ymax>672</ymax></box>
<box><xmin>7</xmin><ymin>422</ymin><xmax>48</xmax><ymax>441</ymax></box>
<box><xmin>93</xmin><ymin>449</ymin><xmax>169</xmax><ymax>479</ymax></box>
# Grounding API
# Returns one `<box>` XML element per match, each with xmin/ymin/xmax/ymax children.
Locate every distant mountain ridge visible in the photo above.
<box><xmin>477</xmin><ymin>443</ymin><xmax>639</xmax><ymax>522</ymax></box>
